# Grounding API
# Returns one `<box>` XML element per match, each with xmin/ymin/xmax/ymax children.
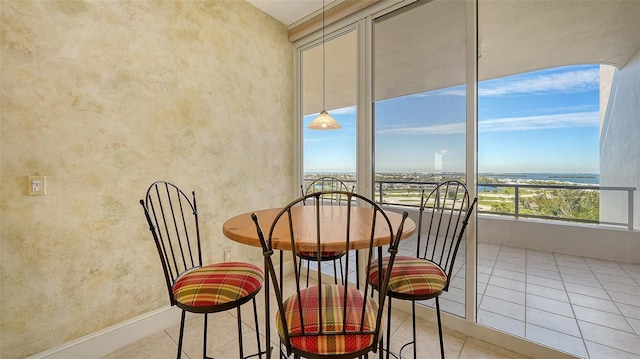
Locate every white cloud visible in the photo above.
<box><xmin>480</xmin><ymin>68</ymin><xmax>599</xmax><ymax>97</ymax></box>
<box><xmin>327</xmin><ymin>106</ymin><xmax>356</xmax><ymax>115</ymax></box>
<box><xmin>427</xmin><ymin>67</ymin><xmax>599</xmax><ymax>97</ymax></box>
<box><xmin>377</xmin><ymin>122</ymin><xmax>466</xmax><ymax>135</ymax></box>
<box><xmin>479</xmin><ymin>111</ymin><xmax>599</xmax><ymax>132</ymax></box>
<box><xmin>376</xmin><ymin>111</ymin><xmax>599</xmax><ymax>135</ymax></box>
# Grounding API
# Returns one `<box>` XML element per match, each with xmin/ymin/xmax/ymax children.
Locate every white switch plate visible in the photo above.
<box><xmin>28</xmin><ymin>176</ymin><xmax>46</xmax><ymax>195</ymax></box>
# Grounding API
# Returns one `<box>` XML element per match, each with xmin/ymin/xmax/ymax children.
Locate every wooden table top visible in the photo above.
<box><xmin>223</xmin><ymin>205</ymin><xmax>416</xmax><ymax>252</ymax></box>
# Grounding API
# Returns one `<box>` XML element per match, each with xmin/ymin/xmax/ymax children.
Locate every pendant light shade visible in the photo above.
<box><xmin>308</xmin><ymin>110</ymin><xmax>341</xmax><ymax>129</ymax></box>
<box><xmin>308</xmin><ymin>0</ymin><xmax>341</xmax><ymax>130</ymax></box>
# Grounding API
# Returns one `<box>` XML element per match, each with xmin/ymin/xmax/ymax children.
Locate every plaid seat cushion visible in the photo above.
<box><xmin>276</xmin><ymin>284</ymin><xmax>379</xmax><ymax>355</ymax></box>
<box><xmin>368</xmin><ymin>256</ymin><xmax>447</xmax><ymax>298</ymax></box>
<box><xmin>173</xmin><ymin>262</ymin><xmax>263</xmax><ymax>309</ymax></box>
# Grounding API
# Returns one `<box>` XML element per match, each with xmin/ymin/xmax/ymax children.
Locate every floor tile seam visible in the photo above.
<box><xmin>524</xmin><ymin>326</ymin><xmax>589</xmax><ymax>359</ymax></box>
<box><xmin>482</xmin><ymin>288</ymin><xmax>525</xmax><ymax>306</ymax></box>
<box><xmin>567</xmin><ymin>296</ymin><xmax>626</xmax><ymax>316</ymax></box>
<box><xmin>477</xmin><ymin>307</ymin><xmax>525</xmax><ymax>325</ymax></box>
<box><xmin>603</xmin><ymin>282</ymin><xmax>640</xmax><ymax>297</ymax></box>
<box><xmin>578</xmin><ymin>320</ymin><xmax>640</xmax><ymax>355</ymax></box>
<box><xmin>525</xmin><ymin>273</ymin><xmax>567</xmax><ymax>289</ymax></box>
<box><xmin>476</xmin><ymin>244</ymin><xmax>500</xmax><ymax>305</ymax></box>
<box><xmin>552</xmin><ymin>250</ymin><xmax>588</xmax><ymax>347</ymax></box>
<box><xmin>581</xmin><ymin>260</ymin><xmax>640</xmax><ymax>334</ymax></box>
<box><xmin>524</xmin><ymin>283</ymin><xmax>570</xmax><ymax>304</ymax></box>
<box><xmin>524</xmin><ymin>299</ymin><xmax>577</xmax><ymax>320</ymax></box>
<box><xmin>524</xmin><ymin>321</ymin><xmax>585</xmax><ymax>341</ymax></box>
<box><xmin>571</xmin><ymin>304</ymin><xmax>638</xmax><ymax>334</ymax></box>
<box><xmin>479</xmin><ymin>295</ymin><xmax>525</xmax><ymax>320</ymax></box>
<box><xmin>594</xmin><ymin>273</ymin><xmax>640</xmax><ymax>288</ymax></box>
<box><xmin>617</xmin><ymin>303</ymin><xmax>640</xmax><ymax>321</ymax></box>
<box><xmin>488</xmin><ymin>271</ymin><xmax>527</xmax><ymax>282</ymax></box>
<box><xmin>560</xmin><ymin>276</ymin><xmax>604</xmax><ymax>289</ymax></box>
<box><xmin>162</xmin><ymin>327</ymin><xmax>189</xmax><ymax>358</ymax></box>
<box><xmin>583</xmin><ymin>338</ymin><xmax>640</xmax><ymax>358</ymax></box>
<box><xmin>486</xmin><ymin>277</ymin><xmax>525</xmax><ymax>292</ymax></box>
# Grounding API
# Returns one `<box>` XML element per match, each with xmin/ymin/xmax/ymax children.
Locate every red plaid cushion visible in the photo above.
<box><xmin>368</xmin><ymin>256</ymin><xmax>447</xmax><ymax>298</ymax></box>
<box><xmin>276</xmin><ymin>284</ymin><xmax>379</xmax><ymax>355</ymax></box>
<box><xmin>173</xmin><ymin>262</ymin><xmax>263</xmax><ymax>308</ymax></box>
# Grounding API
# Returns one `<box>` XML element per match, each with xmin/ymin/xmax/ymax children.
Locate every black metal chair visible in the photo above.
<box><xmin>252</xmin><ymin>190</ymin><xmax>409</xmax><ymax>359</ymax></box>
<box><xmin>367</xmin><ymin>181</ymin><xmax>477</xmax><ymax>359</ymax></box>
<box><xmin>300</xmin><ymin>177</ymin><xmax>355</xmax><ymax>287</ymax></box>
<box><xmin>140</xmin><ymin>181</ymin><xmax>266</xmax><ymax>359</ymax></box>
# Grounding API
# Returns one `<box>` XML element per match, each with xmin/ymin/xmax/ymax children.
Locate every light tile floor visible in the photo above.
<box><xmin>103</xmin><ymin>241</ymin><xmax>639</xmax><ymax>359</ymax></box>
<box><xmin>433</xmin><ymin>242</ymin><xmax>640</xmax><ymax>359</ymax></box>
<box><xmin>101</xmin><ymin>270</ymin><xmax>530</xmax><ymax>359</ymax></box>
<box><xmin>322</xmin><ymin>240</ymin><xmax>640</xmax><ymax>358</ymax></box>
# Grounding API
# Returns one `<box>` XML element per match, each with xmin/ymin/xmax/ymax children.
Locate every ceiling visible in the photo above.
<box><xmin>246</xmin><ymin>0</ymin><xmax>328</xmax><ymax>26</ymax></box>
<box><xmin>247</xmin><ymin>0</ymin><xmax>640</xmax><ymax>116</ymax></box>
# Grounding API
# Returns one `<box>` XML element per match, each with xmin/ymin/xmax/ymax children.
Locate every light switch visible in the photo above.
<box><xmin>28</xmin><ymin>176</ymin><xmax>46</xmax><ymax>195</ymax></box>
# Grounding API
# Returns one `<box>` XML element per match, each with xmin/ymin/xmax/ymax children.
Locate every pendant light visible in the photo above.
<box><xmin>307</xmin><ymin>0</ymin><xmax>341</xmax><ymax>130</ymax></box>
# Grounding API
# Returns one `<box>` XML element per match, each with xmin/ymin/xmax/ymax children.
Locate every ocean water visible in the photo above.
<box><xmin>480</xmin><ymin>173</ymin><xmax>600</xmax><ymax>184</ymax></box>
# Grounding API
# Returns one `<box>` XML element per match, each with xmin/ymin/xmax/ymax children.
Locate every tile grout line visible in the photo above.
<box><xmin>553</xmin><ymin>250</ymin><xmax>589</xmax><ymax>359</ymax></box>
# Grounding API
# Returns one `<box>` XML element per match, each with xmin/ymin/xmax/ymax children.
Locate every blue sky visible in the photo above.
<box><xmin>304</xmin><ymin>64</ymin><xmax>601</xmax><ymax>174</ymax></box>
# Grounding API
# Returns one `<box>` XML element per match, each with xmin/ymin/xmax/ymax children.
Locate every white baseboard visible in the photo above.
<box><xmin>28</xmin><ymin>260</ymin><xmax>291</xmax><ymax>359</ymax></box>
<box><xmin>28</xmin><ymin>306</ymin><xmax>182</xmax><ymax>359</ymax></box>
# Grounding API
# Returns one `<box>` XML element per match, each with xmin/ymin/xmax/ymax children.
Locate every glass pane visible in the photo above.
<box><xmin>302</xmin><ymin>30</ymin><xmax>357</xmax><ymax>188</ymax></box>
<box><xmin>374</xmin><ymin>0</ymin><xmax>468</xmax><ymax>318</ymax></box>
<box><xmin>477</xmin><ymin>1</ymin><xmax>640</xmax><ymax>357</ymax></box>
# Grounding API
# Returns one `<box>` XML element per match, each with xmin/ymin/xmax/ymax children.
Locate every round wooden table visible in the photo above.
<box><xmin>223</xmin><ymin>205</ymin><xmax>416</xmax><ymax>252</ymax></box>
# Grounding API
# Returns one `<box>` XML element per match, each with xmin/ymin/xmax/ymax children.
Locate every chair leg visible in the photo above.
<box><xmin>385</xmin><ymin>297</ymin><xmax>392</xmax><ymax>359</ymax></box>
<box><xmin>237</xmin><ymin>306</ymin><xmax>244</xmax><ymax>359</ymax></box>
<box><xmin>355</xmin><ymin>250</ymin><xmax>360</xmax><ymax>289</ymax></box>
<box><xmin>411</xmin><ymin>301</ymin><xmax>417</xmax><ymax>359</ymax></box>
<box><xmin>435</xmin><ymin>297</ymin><xmax>445</xmax><ymax>359</ymax></box>
<box><xmin>397</xmin><ymin>301</ymin><xmax>415</xmax><ymax>359</ymax></box>
<box><xmin>252</xmin><ymin>298</ymin><xmax>264</xmax><ymax>359</ymax></box>
<box><xmin>177</xmin><ymin>310</ymin><xmax>186</xmax><ymax>359</ymax></box>
<box><xmin>203</xmin><ymin>313</ymin><xmax>208</xmax><ymax>359</ymax></box>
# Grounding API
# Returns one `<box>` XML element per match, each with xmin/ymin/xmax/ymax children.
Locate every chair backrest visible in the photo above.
<box><xmin>416</xmin><ymin>181</ymin><xmax>477</xmax><ymax>291</ymax></box>
<box><xmin>252</xmin><ymin>191</ymin><xmax>408</xmax><ymax>356</ymax></box>
<box><xmin>302</xmin><ymin>176</ymin><xmax>354</xmax><ymax>206</ymax></box>
<box><xmin>139</xmin><ymin>181</ymin><xmax>202</xmax><ymax>305</ymax></box>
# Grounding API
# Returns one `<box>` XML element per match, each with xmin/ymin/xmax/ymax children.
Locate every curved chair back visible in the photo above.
<box><xmin>253</xmin><ymin>191</ymin><xmax>408</xmax><ymax>358</ymax></box>
<box><xmin>417</xmin><ymin>180</ymin><xmax>477</xmax><ymax>291</ymax></box>
<box><xmin>302</xmin><ymin>176</ymin><xmax>354</xmax><ymax>206</ymax></box>
<box><xmin>140</xmin><ymin>181</ymin><xmax>202</xmax><ymax>305</ymax></box>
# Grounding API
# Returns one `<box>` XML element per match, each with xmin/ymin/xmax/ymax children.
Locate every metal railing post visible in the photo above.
<box><xmin>514</xmin><ymin>186</ymin><xmax>519</xmax><ymax>219</ymax></box>
<box><xmin>628</xmin><ymin>189</ymin><xmax>634</xmax><ymax>230</ymax></box>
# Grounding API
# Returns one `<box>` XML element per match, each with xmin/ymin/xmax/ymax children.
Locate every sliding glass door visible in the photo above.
<box><xmin>373</xmin><ymin>0</ymin><xmax>469</xmax><ymax>318</ymax></box>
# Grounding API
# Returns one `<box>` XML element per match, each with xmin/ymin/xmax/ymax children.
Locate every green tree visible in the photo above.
<box><xmin>533</xmin><ymin>189</ymin><xmax>599</xmax><ymax>221</ymax></box>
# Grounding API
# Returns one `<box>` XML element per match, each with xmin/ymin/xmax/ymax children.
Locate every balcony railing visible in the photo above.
<box><xmin>302</xmin><ymin>178</ymin><xmax>636</xmax><ymax>230</ymax></box>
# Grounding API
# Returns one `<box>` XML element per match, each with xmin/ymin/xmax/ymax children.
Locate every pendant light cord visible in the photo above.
<box><xmin>322</xmin><ymin>0</ymin><xmax>326</xmax><ymax>111</ymax></box>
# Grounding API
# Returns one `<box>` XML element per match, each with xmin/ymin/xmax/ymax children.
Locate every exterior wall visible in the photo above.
<box><xmin>0</xmin><ymin>1</ymin><xmax>293</xmax><ymax>358</ymax></box>
<box><xmin>478</xmin><ymin>216</ymin><xmax>640</xmax><ymax>264</ymax></box>
<box><xmin>395</xmin><ymin>206</ymin><xmax>640</xmax><ymax>264</ymax></box>
<box><xmin>600</xmin><ymin>49</ymin><xmax>640</xmax><ymax>230</ymax></box>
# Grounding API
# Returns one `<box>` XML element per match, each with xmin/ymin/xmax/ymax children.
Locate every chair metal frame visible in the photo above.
<box><xmin>300</xmin><ymin>177</ymin><xmax>356</xmax><ymax>287</ymax></box>
<box><xmin>252</xmin><ymin>190</ymin><xmax>408</xmax><ymax>359</ymax></box>
<box><xmin>376</xmin><ymin>180</ymin><xmax>477</xmax><ymax>359</ymax></box>
<box><xmin>140</xmin><ymin>181</ymin><xmax>265</xmax><ymax>359</ymax></box>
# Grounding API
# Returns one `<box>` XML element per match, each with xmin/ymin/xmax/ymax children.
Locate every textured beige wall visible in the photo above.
<box><xmin>0</xmin><ymin>1</ymin><xmax>293</xmax><ymax>357</ymax></box>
